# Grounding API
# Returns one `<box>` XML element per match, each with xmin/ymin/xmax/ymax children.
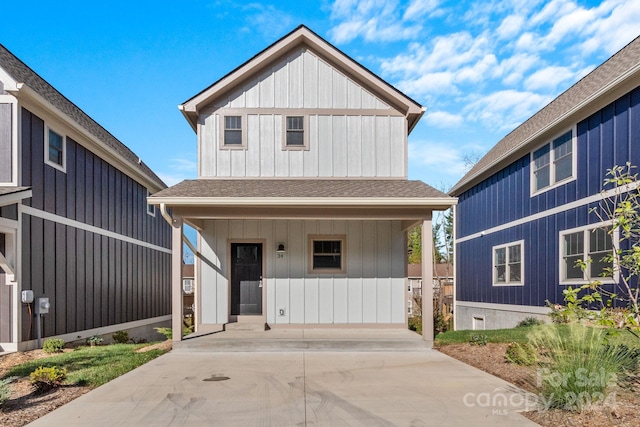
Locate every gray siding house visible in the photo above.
<box><xmin>0</xmin><ymin>44</ymin><xmax>171</xmax><ymax>352</ymax></box>
<box><xmin>150</xmin><ymin>26</ymin><xmax>455</xmax><ymax>346</ymax></box>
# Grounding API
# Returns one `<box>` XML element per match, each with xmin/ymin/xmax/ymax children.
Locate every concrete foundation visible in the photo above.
<box><xmin>456</xmin><ymin>303</ymin><xmax>549</xmax><ymax>330</ymax></box>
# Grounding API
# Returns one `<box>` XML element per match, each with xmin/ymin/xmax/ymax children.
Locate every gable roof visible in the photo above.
<box><xmin>450</xmin><ymin>35</ymin><xmax>640</xmax><ymax>196</ymax></box>
<box><xmin>0</xmin><ymin>43</ymin><xmax>166</xmax><ymax>191</ymax></box>
<box><xmin>179</xmin><ymin>25</ymin><xmax>425</xmax><ymax>132</ymax></box>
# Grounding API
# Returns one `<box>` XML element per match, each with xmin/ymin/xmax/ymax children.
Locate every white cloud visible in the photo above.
<box><xmin>403</xmin><ymin>0</ymin><xmax>441</xmax><ymax>20</ymax></box>
<box><xmin>158</xmin><ymin>156</ymin><xmax>197</xmax><ymax>186</ymax></box>
<box><xmin>408</xmin><ymin>140</ymin><xmax>468</xmax><ymax>177</ymax></box>
<box><xmin>524</xmin><ymin>65</ymin><xmax>577</xmax><ymax>91</ymax></box>
<box><xmin>464</xmin><ymin>90</ymin><xmax>551</xmax><ymax>131</ymax></box>
<box><xmin>579</xmin><ymin>0</ymin><xmax>640</xmax><ymax>55</ymax></box>
<box><xmin>424</xmin><ymin>111</ymin><xmax>464</xmax><ymax>128</ymax></box>
<box><xmin>496</xmin><ymin>14</ymin><xmax>525</xmax><ymax>40</ymax></box>
<box><xmin>241</xmin><ymin>4</ymin><xmax>295</xmax><ymax>39</ymax></box>
<box><xmin>496</xmin><ymin>53</ymin><xmax>539</xmax><ymax>86</ymax></box>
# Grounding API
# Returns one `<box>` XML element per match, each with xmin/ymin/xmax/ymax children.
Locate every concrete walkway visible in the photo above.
<box><xmin>29</xmin><ymin>330</ymin><xmax>539</xmax><ymax>426</ymax></box>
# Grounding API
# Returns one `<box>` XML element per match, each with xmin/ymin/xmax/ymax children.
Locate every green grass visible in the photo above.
<box><xmin>3</xmin><ymin>343</ymin><xmax>167</xmax><ymax>388</ymax></box>
<box><xmin>436</xmin><ymin>324</ymin><xmax>640</xmax><ymax>348</ymax></box>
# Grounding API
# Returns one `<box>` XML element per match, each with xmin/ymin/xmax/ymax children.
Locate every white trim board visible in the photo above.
<box><xmin>20</xmin><ymin>205</ymin><xmax>172</xmax><ymax>254</ymax></box>
<box><xmin>455</xmin><ymin>300</ymin><xmax>551</xmax><ymax>315</ymax></box>
<box><xmin>456</xmin><ymin>181</ymin><xmax>640</xmax><ymax>243</ymax></box>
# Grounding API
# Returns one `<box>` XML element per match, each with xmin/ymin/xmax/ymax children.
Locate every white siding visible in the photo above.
<box><xmin>197</xmin><ymin>48</ymin><xmax>406</xmax><ymax>178</ymax></box>
<box><xmin>198</xmin><ymin>219</ymin><xmax>406</xmax><ymax>325</ymax></box>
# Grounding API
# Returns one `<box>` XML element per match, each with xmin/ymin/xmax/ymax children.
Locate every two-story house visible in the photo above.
<box><xmin>0</xmin><ymin>43</ymin><xmax>172</xmax><ymax>352</ymax></box>
<box><xmin>150</xmin><ymin>26</ymin><xmax>455</xmax><ymax>346</ymax></box>
<box><xmin>450</xmin><ymin>36</ymin><xmax>640</xmax><ymax>330</ymax></box>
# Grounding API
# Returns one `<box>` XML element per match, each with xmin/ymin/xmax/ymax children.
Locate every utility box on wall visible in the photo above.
<box><xmin>34</xmin><ymin>297</ymin><xmax>50</xmax><ymax>314</ymax></box>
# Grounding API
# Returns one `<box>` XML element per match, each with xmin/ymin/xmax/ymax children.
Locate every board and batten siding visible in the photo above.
<box><xmin>198</xmin><ymin>48</ymin><xmax>407</xmax><ymax>178</ymax></box>
<box><xmin>199</xmin><ymin>219</ymin><xmax>406</xmax><ymax>325</ymax></box>
<box><xmin>456</xmin><ymin>86</ymin><xmax>640</xmax><ymax>238</ymax></box>
<box><xmin>18</xmin><ymin>107</ymin><xmax>172</xmax><ymax>340</ymax></box>
<box><xmin>0</xmin><ymin>102</ymin><xmax>12</xmax><ymax>183</ymax></box>
<box><xmin>0</xmin><ymin>233</ymin><xmax>11</xmax><ymax>342</ymax></box>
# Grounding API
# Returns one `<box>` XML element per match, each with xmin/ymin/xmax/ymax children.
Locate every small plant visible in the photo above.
<box><xmin>0</xmin><ymin>377</ymin><xmax>16</xmax><ymax>407</ymax></box>
<box><xmin>30</xmin><ymin>366</ymin><xmax>67</xmax><ymax>393</ymax></box>
<box><xmin>504</xmin><ymin>342</ymin><xmax>537</xmax><ymax>366</ymax></box>
<box><xmin>469</xmin><ymin>333</ymin><xmax>488</xmax><ymax>346</ymax></box>
<box><xmin>155</xmin><ymin>327</ymin><xmax>173</xmax><ymax>340</ymax></box>
<box><xmin>408</xmin><ymin>315</ymin><xmax>422</xmax><ymax>333</ymax></box>
<box><xmin>112</xmin><ymin>330</ymin><xmax>130</xmax><ymax>344</ymax></box>
<box><xmin>183</xmin><ymin>316</ymin><xmax>195</xmax><ymax>336</ymax></box>
<box><xmin>42</xmin><ymin>338</ymin><xmax>65</xmax><ymax>353</ymax></box>
<box><xmin>86</xmin><ymin>335</ymin><xmax>103</xmax><ymax>346</ymax></box>
<box><xmin>517</xmin><ymin>317</ymin><xmax>543</xmax><ymax>327</ymax></box>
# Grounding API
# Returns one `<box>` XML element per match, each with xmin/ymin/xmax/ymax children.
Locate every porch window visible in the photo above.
<box><xmin>308</xmin><ymin>235</ymin><xmax>345</xmax><ymax>274</ymax></box>
<box><xmin>45</xmin><ymin>126</ymin><xmax>66</xmax><ymax>172</ymax></box>
<box><xmin>492</xmin><ymin>241</ymin><xmax>524</xmax><ymax>286</ymax></box>
<box><xmin>560</xmin><ymin>225</ymin><xmax>615</xmax><ymax>283</ymax></box>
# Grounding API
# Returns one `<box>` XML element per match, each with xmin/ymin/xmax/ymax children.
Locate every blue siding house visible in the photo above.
<box><xmin>450</xmin><ymin>36</ymin><xmax>640</xmax><ymax>330</ymax></box>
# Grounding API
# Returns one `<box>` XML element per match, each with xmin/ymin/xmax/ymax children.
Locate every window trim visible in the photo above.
<box><xmin>146</xmin><ymin>189</ymin><xmax>155</xmax><ymax>217</ymax></box>
<box><xmin>282</xmin><ymin>115</ymin><xmax>309</xmax><ymax>150</ymax></box>
<box><xmin>558</xmin><ymin>222</ymin><xmax>618</xmax><ymax>285</ymax></box>
<box><xmin>44</xmin><ymin>125</ymin><xmax>66</xmax><ymax>172</ymax></box>
<box><xmin>219</xmin><ymin>114</ymin><xmax>247</xmax><ymax>150</ymax></box>
<box><xmin>492</xmin><ymin>240</ymin><xmax>524</xmax><ymax>286</ymax></box>
<box><xmin>308</xmin><ymin>235</ymin><xmax>346</xmax><ymax>274</ymax></box>
<box><xmin>530</xmin><ymin>126</ymin><xmax>577</xmax><ymax>196</ymax></box>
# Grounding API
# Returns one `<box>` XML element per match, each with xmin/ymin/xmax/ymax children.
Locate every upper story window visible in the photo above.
<box><xmin>532</xmin><ymin>129</ymin><xmax>574</xmax><ymax>194</ymax></box>
<box><xmin>283</xmin><ymin>115</ymin><xmax>308</xmax><ymax>149</ymax></box>
<box><xmin>560</xmin><ymin>225</ymin><xmax>616</xmax><ymax>284</ymax></box>
<box><xmin>146</xmin><ymin>190</ymin><xmax>155</xmax><ymax>216</ymax></box>
<box><xmin>45</xmin><ymin>126</ymin><xmax>66</xmax><ymax>172</ymax></box>
<box><xmin>223</xmin><ymin>115</ymin><xmax>244</xmax><ymax>147</ymax></box>
<box><xmin>492</xmin><ymin>240</ymin><xmax>524</xmax><ymax>286</ymax></box>
<box><xmin>309</xmin><ymin>235</ymin><xmax>345</xmax><ymax>274</ymax></box>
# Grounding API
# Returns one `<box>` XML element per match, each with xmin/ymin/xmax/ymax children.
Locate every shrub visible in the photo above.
<box><xmin>42</xmin><ymin>338</ymin><xmax>65</xmax><ymax>353</ymax></box>
<box><xmin>86</xmin><ymin>335</ymin><xmax>103</xmax><ymax>346</ymax></box>
<box><xmin>0</xmin><ymin>377</ymin><xmax>16</xmax><ymax>407</ymax></box>
<box><xmin>30</xmin><ymin>366</ymin><xmax>67</xmax><ymax>392</ymax></box>
<box><xmin>155</xmin><ymin>327</ymin><xmax>173</xmax><ymax>340</ymax></box>
<box><xmin>504</xmin><ymin>342</ymin><xmax>537</xmax><ymax>366</ymax></box>
<box><xmin>469</xmin><ymin>333</ymin><xmax>488</xmax><ymax>346</ymax></box>
<box><xmin>112</xmin><ymin>330</ymin><xmax>130</xmax><ymax>344</ymax></box>
<box><xmin>530</xmin><ymin>324</ymin><xmax>640</xmax><ymax>411</ymax></box>
<box><xmin>408</xmin><ymin>316</ymin><xmax>422</xmax><ymax>333</ymax></box>
<box><xmin>517</xmin><ymin>317</ymin><xmax>543</xmax><ymax>327</ymax></box>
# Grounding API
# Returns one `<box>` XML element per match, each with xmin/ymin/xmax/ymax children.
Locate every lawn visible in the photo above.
<box><xmin>4</xmin><ymin>343</ymin><xmax>168</xmax><ymax>388</ymax></box>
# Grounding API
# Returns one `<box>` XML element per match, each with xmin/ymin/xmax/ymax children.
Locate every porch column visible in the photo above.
<box><xmin>171</xmin><ymin>217</ymin><xmax>184</xmax><ymax>342</ymax></box>
<box><xmin>421</xmin><ymin>214</ymin><xmax>434</xmax><ymax>347</ymax></box>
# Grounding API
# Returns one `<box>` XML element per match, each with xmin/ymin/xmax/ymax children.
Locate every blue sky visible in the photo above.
<box><xmin>1</xmin><ymin>0</ymin><xmax>639</xmax><ymax>192</ymax></box>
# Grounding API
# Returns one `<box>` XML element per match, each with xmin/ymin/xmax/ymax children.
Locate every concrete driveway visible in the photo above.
<box><xmin>28</xmin><ymin>331</ymin><xmax>538</xmax><ymax>426</ymax></box>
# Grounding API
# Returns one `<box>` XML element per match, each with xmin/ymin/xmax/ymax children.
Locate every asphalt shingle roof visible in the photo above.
<box><xmin>150</xmin><ymin>179</ymin><xmax>450</xmax><ymax>200</ymax></box>
<box><xmin>450</xmin><ymin>35</ymin><xmax>640</xmax><ymax>195</ymax></box>
<box><xmin>0</xmin><ymin>44</ymin><xmax>166</xmax><ymax>189</ymax></box>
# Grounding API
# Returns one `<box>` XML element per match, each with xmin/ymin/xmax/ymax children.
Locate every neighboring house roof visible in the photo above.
<box><xmin>408</xmin><ymin>263</ymin><xmax>453</xmax><ymax>279</ymax></box>
<box><xmin>0</xmin><ymin>43</ymin><xmax>166</xmax><ymax>191</ymax></box>
<box><xmin>149</xmin><ymin>179</ymin><xmax>453</xmax><ymax>208</ymax></box>
<box><xmin>179</xmin><ymin>25</ymin><xmax>425</xmax><ymax>133</ymax></box>
<box><xmin>182</xmin><ymin>264</ymin><xmax>194</xmax><ymax>279</ymax></box>
<box><xmin>0</xmin><ymin>186</ymin><xmax>32</xmax><ymax>206</ymax></box>
<box><xmin>450</xmin><ymin>35</ymin><xmax>640</xmax><ymax>195</ymax></box>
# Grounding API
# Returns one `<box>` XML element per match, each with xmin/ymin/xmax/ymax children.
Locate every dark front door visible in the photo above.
<box><xmin>230</xmin><ymin>243</ymin><xmax>263</xmax><ymax>316</ymax></box>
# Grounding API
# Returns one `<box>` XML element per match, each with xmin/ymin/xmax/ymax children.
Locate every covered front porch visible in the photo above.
<box><xmin>149</xmin><ymin>179</ymin><xmax>455</xmax><ymax>348</ymax></box>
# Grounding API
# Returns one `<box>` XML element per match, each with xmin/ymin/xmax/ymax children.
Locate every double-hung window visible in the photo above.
<box><xmin>560</xmin><ymin>225</ymin><xmax>615</xmax><ymax>284</ymax></box>
<box><xmin>283</xmin><ymin>115</ymin><xmax>308</xmax><ymax>149</ymax></box>
<box><xmin>309</xmin><ymin>235</ymin><xmax>345</xmax><ymax>274</ymax></box>
<box><xmin>532</xmin><ymin>129</ymin><xmax>574</xmax><ymax>193</ymax></box>
<box><xmin>223</xmin><ymin>115</ymin><xmax>244</xmax><ymax>147</ymax></box>
<box><xmin>45</xmin><ymin>126</ymin><xmax>66</xmax><ymax>172</ymax></box>
<box><xmin>492</xmin><ymin>241</ymin><xmax>524</xmax><ymax>286</ymax></box>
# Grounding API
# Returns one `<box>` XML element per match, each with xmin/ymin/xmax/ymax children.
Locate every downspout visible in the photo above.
<box><xmin>160</xmin><ymin>203</ymin><xmax>198</xmax><ymax>253</ymax></box>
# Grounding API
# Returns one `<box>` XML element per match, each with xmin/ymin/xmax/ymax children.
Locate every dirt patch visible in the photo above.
<box><xmin>136</xmin><ymin>340</ymin><xmax>172</xmax><ymax>353</ymax></box>
<box><xmin>437</xmin><ymin>343</ymin><xmax>640</xmax><ymax>426</ymax></box>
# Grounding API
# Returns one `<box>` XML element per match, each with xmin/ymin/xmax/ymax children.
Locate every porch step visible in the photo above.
<box><xmin>174</xmin><ymin>338</ymin><xmax>432</xmax><ymax>352</ymax></box>
<box><xmin>223</xmin><ymin>322</ymin><xmax>267</xmax><ymax>332</ymax></box>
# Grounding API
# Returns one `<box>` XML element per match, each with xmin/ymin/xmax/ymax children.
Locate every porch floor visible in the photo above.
<box><xmin>174</xmin><ymin>326</ymin><xmax>431</xmax><ymax>352</ymax></box>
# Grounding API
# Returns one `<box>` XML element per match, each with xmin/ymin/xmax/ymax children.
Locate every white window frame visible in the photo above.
<box><xmin>282</xmin><ymin>115</ymin><xmax>309</xmax><ymax>150</ymax></box>
<box><xmin>219</xmin><ymin>114</ymin><xmax>246</xmax><ymax>149</ymax></box>
<box><xmin>530</xmin><ymin>126</ymin><xmax>576</xmax><ymax>196</ymax></box>
<box><xmin>408</xmin><ymin>299</ymin><xmax>413</xmax><ymax>315</ymax></box>
<box><xmin>44</xmin><ymin>125</ymin><xmax>66</xmax><ymax>172</ymax></box>
<box><xmin>308</xmin><ymin>235</ymin><xmax>346</xmax><ymax>274</ymax></box>
<box><xmin>492</xmin><ymin>240</ymin><xmax>524</xmax><ymax>286</ymax></box>
<box><xmin>146</xmin><ymin>189</ymin><xmax>155</xmax><ymax>217</ymax></box>
<box><xmin>559</xmin><ymin>222</ymin><xmax>618</xmax><ymax>285</ymax></box>
<box><xmin>183</xmin><ymin>278</ymin><xmax>194</xmax><ymax>294</ymax></box>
